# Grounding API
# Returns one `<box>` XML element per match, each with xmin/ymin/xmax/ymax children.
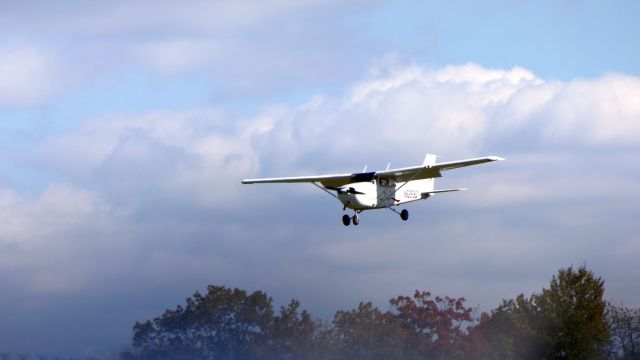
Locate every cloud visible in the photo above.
<box><xmin>0</xmin><ymin>44</ymin><xmax>61</xmax><ymax>106</ymax></box>
<box><xmin>18</xmin><ymin>61</ymin><xmax>640</xmax><ymax>246</ymax></box>
<box><xmin>0</xmin><ymin>183</ymin><xmax>109</xmax><ymax>297</ymax></box>
<box><xmin>0</xmin><ymin>1</ymin><xmax>363</xmax><ymax>93</ymax></box>
<box><xmin>27</xmin><ymin>108</ymin><xmax>262</xmax><ymax>208</ymax></box>
<box><xmin>132</xmin><ymin>38</ymin><xmax>221</xmax><ymax>74</ymax></box>
<box><xmin>1</xmin><ymin>1</ymin><xmax>341</xmax><ymax>37</ymax></box>
<box><xmin>539</xmin><ymin>73</ymin><xmax>640</xmax><ymax>145</ymax></box>
<box><xmin>3</xmin><ymin>62</ymin><xmax>640</xmax><ymax>355</ymax></box>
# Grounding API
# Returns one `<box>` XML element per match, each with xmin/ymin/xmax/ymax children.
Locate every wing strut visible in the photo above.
<box><xmin>312</xmin><ymin>182</ymin><xmax>339</xmax><ymax>200</ymax></box>
<box><xmin>386</xmin><ymin>207</ymin><xmax>402</xmax><ymax>216</ymax></box>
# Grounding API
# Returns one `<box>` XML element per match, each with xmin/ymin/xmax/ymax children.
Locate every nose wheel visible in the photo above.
<box><xmin>342</xmin><ymin>213</ymin><xmax>360</xmax><ymax>226</ymax></box>
<box><xmin>400</xmin><ymin>209</ymin><xmax>409</xmax><ymax>221</ymax></box>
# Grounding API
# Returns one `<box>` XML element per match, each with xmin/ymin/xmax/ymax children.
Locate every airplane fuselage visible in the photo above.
<box><xmin>336</xmin><ymin>180</ymin><xmax>426</xmax><ymax>210</ymax></box>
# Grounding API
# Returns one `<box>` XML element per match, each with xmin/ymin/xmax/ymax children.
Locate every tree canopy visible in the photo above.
<box><xmin>124</xmin><ymin>265</ymin><xmax>626</xmax><ymax>359</ymax></box>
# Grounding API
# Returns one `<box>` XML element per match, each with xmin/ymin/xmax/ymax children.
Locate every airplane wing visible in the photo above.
<box><xmin>241</xmin><ymin>172</ymin><xmax>376</xmax><ymax>188</ymax></box>
<box><xmin>373</xmin><ymin>156</ymin><xmax>504</xmax><ymax>182</ymax></box>
<box><xmin>241</xmin><ymin>156</ymin><xmax>504</xmax><ymax>186</ymax></box>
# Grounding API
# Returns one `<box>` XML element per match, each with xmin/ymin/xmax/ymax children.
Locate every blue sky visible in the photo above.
<box><xmin>1</xmin><ymin>0</ymin><xmax>639</xmax><ymax>356</ymax></box>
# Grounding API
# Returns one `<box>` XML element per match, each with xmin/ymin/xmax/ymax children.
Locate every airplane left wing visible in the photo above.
<box><xmin>374</xmin><ymin>156</ymin><xmax>504</xmax><ymax>182</ymax></box>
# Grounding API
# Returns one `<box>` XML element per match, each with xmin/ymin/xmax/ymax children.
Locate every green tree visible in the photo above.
<box><xmin>473</xmin><ymin>294</ymin><xmax>545</xmax><ymax>360</ymax></box>
<box><xmin>536</xmin><ymin>265</ymin><xmax>609</xmax><ymax>359</ymax></box>
<box><xmin>124</xmin><ymin>285</ymin><xmax>323</xmax><ymax>360</ymax></box>
<box><xmin>474</xmin><ymin>265</ymin><xmax>609</xmax><ymax>360</ymax></box>
<box><xmin>331</xmin><ymin>301</ymin><xmax>405</xmax><ymax>359</ymax></box>
<box><xmin>260</xmin><ymin>299</ymin><xmax>320</xmax><ymax>360</ymax></box>
<box><xmin>129</xmin><ymin>285</ymin><xmax>275</xmax><ymax>359</ymax></box>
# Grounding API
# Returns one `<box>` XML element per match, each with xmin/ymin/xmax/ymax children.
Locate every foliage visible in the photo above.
<box><xmin>330</xmin><ymin>301</ymin><xmax>405</xmax><ymax>359</ymax></box>
<box><xmin>125</xmin><ymin>287</ymin><xmax>479</xmax><ymax>359</ymax></box>
<box><xmin>125</xmin><ymin>285</ymin><xmax>319</xmax><ymax>359</ymax></box>
<box><xmin>537</xmin><ymin>265</ymin><xmax>609</xmax><ymax>359</ymax></box>
<box><xmin>606</xmin><ymin>304</ymin><xmax>640</xmax><ymax>359</ymax></box>
<box><xmin>124</xmin><ymin>265</ymin><xmax>616</xmax><ymax>359</ymax></box>
<box><xmin>474</xmin><ymin>265</ymin><xmax>610</xmax><ymax>359</ymax></box>
<box><xmin>328</xmin><ymin>292</ymin><xmax>480</xmax><ymax>359</ymax></box>
<box><xmin>471</xmin><ymin>294</ymin><xmax>543</xmax><ymax>360</ymax></box>
<box><xmin>388</xmin><ymin>291</ymin><xmax>478</xmax><ymax>359</ymax></box>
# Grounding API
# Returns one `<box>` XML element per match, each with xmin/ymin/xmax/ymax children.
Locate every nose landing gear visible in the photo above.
<box><xmin>400</xmin><ymin>209</ymin><xmax>409</xmax><ymax>221</ymax></box>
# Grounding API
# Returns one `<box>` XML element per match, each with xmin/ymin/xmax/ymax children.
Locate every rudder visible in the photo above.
<box><xmin>417</xmin><ymin>153</ymin><xmax>436</xmax><ymax>192</ymax></box>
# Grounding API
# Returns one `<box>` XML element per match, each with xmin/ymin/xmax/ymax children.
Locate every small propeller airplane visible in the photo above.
<box><xmin>241</xmin><ymin>154</ymin><xmax>504</xmax><ymax>226</ymax></box>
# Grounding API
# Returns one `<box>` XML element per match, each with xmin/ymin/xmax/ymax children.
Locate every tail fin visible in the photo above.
<box><xmin>423</xmin><ymin>153</ymin><xmax>436</xmax><ymax>166</ymax></box>
<box><xmin>417</xmin><ymin>153</ymin><xmax>436</xmax><ymax>192</ymax></box>
<box><xmin>419</xmin><ymin>154</ymin><xmax>467</xmax><ymax>198</ymax></box>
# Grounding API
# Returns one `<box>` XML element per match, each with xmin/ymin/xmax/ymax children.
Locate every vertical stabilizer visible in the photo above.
<box><xmin>423</xmin><ymin>153</ymin><xmax>436</xmax><ymax>166</ymax></box>
<box><xmin>417</xmin><ymin>153</ymin><xmax>436</xmax><ymax>192</ymax></box>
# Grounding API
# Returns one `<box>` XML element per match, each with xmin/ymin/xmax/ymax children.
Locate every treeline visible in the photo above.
<box><xmin>0</xmin><ymin>355</ymin><xmax>85</xmax><ymax>360</ymax></box>
<box><xmin>123</xmin><ymin>265</ymin><xmax>640</xmax><ymax>359</ymax></box>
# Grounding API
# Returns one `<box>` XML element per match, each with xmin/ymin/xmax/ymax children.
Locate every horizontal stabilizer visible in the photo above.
<box><xmin>422</xmin><ymin>188</ymin><xmax>467</xmax><ymax>197</ymax></box>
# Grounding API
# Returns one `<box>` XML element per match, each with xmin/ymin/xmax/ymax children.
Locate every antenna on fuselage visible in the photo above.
<box><xmin>362</xmin><ymin>165</ymin><xmax>367</xmax><ymax>172</ymax></box>
<box><xmin>386</xmin><ymin>163</ymin><xmax>391</xmax><ymax>170</ymax></box>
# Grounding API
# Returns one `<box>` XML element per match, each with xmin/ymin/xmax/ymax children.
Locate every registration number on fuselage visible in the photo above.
<box><xmin>403</xmin><ymin>189</ymin><xmax>419</xmax><ymax>199</ymax></box>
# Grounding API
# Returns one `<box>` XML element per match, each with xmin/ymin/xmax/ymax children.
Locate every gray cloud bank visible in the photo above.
<box><xmin>0</xmin><ymin>0</ymin><xmax>368</xmax><ymax>107</ymax></box>
<box><xmin>1</xmin><ymin>62</ymin><xmax>639</xmax><ymax>355</ymax></box>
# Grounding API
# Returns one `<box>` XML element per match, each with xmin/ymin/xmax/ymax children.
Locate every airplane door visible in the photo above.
<box><xmin>376</xmin><ymin>178</ymin><xmax>395</xmax><ymax>207</ymax></box>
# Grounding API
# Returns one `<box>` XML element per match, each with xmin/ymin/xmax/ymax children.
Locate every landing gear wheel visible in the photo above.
<box><xmin>400</xmin><ymin>209</ymin><xmax>409</xmax><ymax>221</ymax></box>
<box><xmin>342</xmin><ymin>214</ymin><xmax>351</xmax><ymax>226</ymax></box>
<box><xmin>352</xmin><ymin>214</ymin><xmax>360</xmax><ymax>225</ymax></box>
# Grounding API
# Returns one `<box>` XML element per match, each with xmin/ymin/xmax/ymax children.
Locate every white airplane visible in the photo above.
<box><xmin>242</xmin><ymin>154</ymin><xmax>504</xmax><ymax>226</ymax></box>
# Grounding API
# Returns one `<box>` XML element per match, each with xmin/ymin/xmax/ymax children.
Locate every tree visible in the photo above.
<box><xmin>328</xmin><ymin>293</ymin><xmax>479</xmax><ymax>360</ymax></box>
<box><xmin>607</xmin><ymin>304</ymin><xmax>640</xmax><ymax>359</ymax></box>
<box><xmin>331</xmin><ymin>301</ymin><xmax>405</xmax><ymax>359</ymax></box>
<box><xmin>474</xmin><ymin>265</ymin><xmax>609</xmax><ymax>360</ymax></box>
<box><xmin>129</xmin><ymin>285</ymin><xmax>275</xmax><ymax>359</ymax></box>
<box><xmin>472</xmin><ymin>294</ymin><xmax>545</xmax><ymax>360</ymax></box>
<box><xmin>260</xmin><ymin>299</ymin><xmax>320</xmax><ymax>360</ymax></box>
<box><xmin>536</xmin><ymin>265</ymin><xmax>609</xmax><ymax>359</ymax></box>
<box><xmin>123</xmin><ymin>265</ymin><xmax>610</xmax><ymax>359</ymax></box>
<box><xmin>124</xmin><ymin>285</ymin><xmax>323</xmax><ymax>360</ymax></box>
<box><xmin>389</xmin><ymin>291</ymin><xmax>478</xmax><ymax>359</ymax></box>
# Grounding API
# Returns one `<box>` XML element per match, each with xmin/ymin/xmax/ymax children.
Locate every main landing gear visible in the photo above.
<box><xmin>342</xmin><ymin>213</ymin><xmax>360</xmax><ymax>226</ymax></box>
<box><xmin>342</xmin><ymin>209</ymin><xmax>409</xmax><ymax>225</ymax></box>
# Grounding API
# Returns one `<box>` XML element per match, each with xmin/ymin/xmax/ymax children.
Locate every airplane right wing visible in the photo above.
<box><xmin>241</xmin><ymin>172</ymin><xmax>376</xmax><ymax>188</ymax></box>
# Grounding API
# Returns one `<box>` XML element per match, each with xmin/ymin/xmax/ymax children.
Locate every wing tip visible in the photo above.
<box><xmin>488</xmin><ymin>155</ymin><xmax>506</xmax><ymax>161</ymax></box>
